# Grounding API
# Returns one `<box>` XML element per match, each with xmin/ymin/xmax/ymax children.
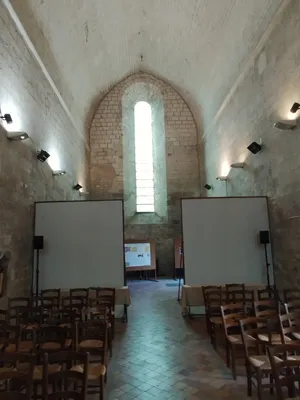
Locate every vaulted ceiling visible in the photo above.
<box><xmin>10</xmin><ymin>0</ymin><xmax>282</xmax><ymax>134</ymax></box>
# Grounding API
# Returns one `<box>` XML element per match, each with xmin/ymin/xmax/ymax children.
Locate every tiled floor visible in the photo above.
<box><xmin>105</xmin><ymin>280</ymin><xmax>249</xmax><ymax>400</ymax></box>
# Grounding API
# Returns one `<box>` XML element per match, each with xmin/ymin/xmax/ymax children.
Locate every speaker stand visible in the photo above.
<box><xmin>264</xmin><ymin>243</ymin><xmax>271</xmax><ymax>293</ymax></box>
<box><xmin>35</xmin><ymin>248</ymin><xmax>40</xmax><ymax>299</ymax></box>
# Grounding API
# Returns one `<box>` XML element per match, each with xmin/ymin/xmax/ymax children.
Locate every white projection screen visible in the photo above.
<box><xmin>34</xmin><ymin>200</ymin><xmax>125</xmax><ymax>290</ymax></box>
<box><xmin>181</xmin><ymin>197</ymin><xmax>273</xmax><ymax>286</ymax></box>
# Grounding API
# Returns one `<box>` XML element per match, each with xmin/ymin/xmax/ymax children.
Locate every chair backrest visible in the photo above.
<box><xmin>225</xmin><ymin>284</ymin><xmax>245</xmax><ymax>301</ymax></box>
<box><xmin>0</xmin><ymin>324</ymin><xmax>21</xmax><ymax>352</ymax></box>
<box><xmin>92</xmin><ymin>287</ymin><xmax>116</xmax><ymax>310</ymax></box>
<box><xmin>76</xmin><ymin>320</ymin><xmax>107</xmax><ymax>360</ymax></box>
<box><xmin>41</xmin><ymin>289</ymin><xmax>61</xmax><ymax>309</ymax></box>
<box><xmin>239</xmin><ymin>316</ymin><xmax>272</xmax><ymax>358</ymax></box>
<box><xmin>267</xmin><ymin>344</ymin><xmax>300</xmax><ymax>400</ymax></box>
<box><xmin>37</xmin><ymin>325</ymin><xmax>72</xmax><ymax>354</ymax></box>
<box><xmin>43</xmin><ymin>351</ymin><xmax>89</xmax><ymax>400</ymax></box>
<box><xmin>70</xmin><ymin>289</ymin><xmax>89</xmax><ymax>307</ymax></box>
<box><xmin>231</xmin><ymin>289</ymin><xmax>255</xmax><ymax>311</ymax></box>
<box><xmin>0</xmin><ymin>352</ymin><xmax>35</xmax><ymax>400</ymax></box>
<box><xmin>205</xmin><ymin>290</ymin><xmax>227</xmax><ymax>317</ymax></box>
<box><xmin>7</xmin><ymin>297</ymin><xmax>33</xmax><ymax>325</ymax></box>
<box><xmin>254</xmin><ymin>299</ymin><xmax>279</xmax><ymax>318</ymax></box>
<box><xmin>283</xmin><ymin>289</ymin><xmax>300</xmax><ymax>303</ymax></box>
<box><xmin>279</xmin><ymin>311</ymin><xmax>300</xmax><ymax>343</ymax></box>
<box><xmin>220</xmin><ymin>303</ymin><xmax>245</xmax><ymax>337</ymax></box>
<box><xmin>284</xmin><ymin>300</ymin><xmax>300</xmax><ymax>314</ymax></box>
<box><xmin>257</xmin><ymin>287</ymin><xmax>277</xmax><ymax>300</ymax></box>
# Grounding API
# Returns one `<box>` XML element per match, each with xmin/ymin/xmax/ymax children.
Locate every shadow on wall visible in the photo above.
<box><xmin>87</xmin><ymin>71</ymin><xmax>206</xmax><ymax>276</ymax></box>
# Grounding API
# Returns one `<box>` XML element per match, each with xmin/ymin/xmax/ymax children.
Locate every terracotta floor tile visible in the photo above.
<box><xmin>104</xmin><ymin>280</ymin><xmax>250</xmax><ymax>399</ymax></box>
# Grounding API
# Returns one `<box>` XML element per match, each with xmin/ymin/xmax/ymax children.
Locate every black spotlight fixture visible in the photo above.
<box><xmin>73</xmin><ymin>183</ymin><xmax>82</xmax><ymax>191</ymax></box>
<box><xmin>37</xmin><ymin>150</ymin><xmax>50</xmax><ymax>162</ymax></box>
<box><xmin>247</xmin><ymin>141</ymin><xmax>262</xmax><ymax>154</ymax></box>
<box><xmin>0</xmin><ymin>113</ymin><xmax>13</xmax><ymax>124</ymax></box>
<box><xmin>290</xmin><ymin>102</ymin><xmax>300</xmax><ymax>114</ymax></box>
<box><xmin>204</xmin><ymin>184</ymin><xmax>212</xmax><ymax>190</ymax></box>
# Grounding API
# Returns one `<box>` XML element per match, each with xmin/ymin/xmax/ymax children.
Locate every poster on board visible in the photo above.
<box><xmin>125</xmin><ymin>242</ymin><xmax>151</xmax><ymax>267</ymax></box>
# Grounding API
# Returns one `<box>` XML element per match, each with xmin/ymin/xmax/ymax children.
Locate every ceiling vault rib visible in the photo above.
<box><xmin>2</xmin><ymin>0</ymin><xmax>90</xmax><ymax>150</ymax></box>
<box><xmin>202</xmin><ymin>0</ymin><xmax>287</xmax><ymax>141</ymax></box>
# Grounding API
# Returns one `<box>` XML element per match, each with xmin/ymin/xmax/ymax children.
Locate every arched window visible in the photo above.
<box><xmin>134</xmin><ymin>101</ymin><xmax>154</xmax><ymax>212</ymax></box>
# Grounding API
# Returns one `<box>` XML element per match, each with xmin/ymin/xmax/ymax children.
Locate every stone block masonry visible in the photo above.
<box><xmin>90</xmin><ymin>73</ymin><xmax>201</xmax><ymax>276</ymax></box>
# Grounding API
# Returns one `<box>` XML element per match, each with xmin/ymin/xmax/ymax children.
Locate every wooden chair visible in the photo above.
<box><xmin>37</xmin><ymin>325</ymin><xmax>73</xmax><ymax>354</ymax></box>
<box><xmin>70</xmin><ymin>288</ymin><xmax>89</xmax><ymax>308</ymax></box>
<box><xmin>202</xmin><ymin>286</ymin><xmax>222</xmax><ymax>334</ymax></box>
<box><xmin>90</xmin><ymin>287</ymin><xmax>116</xmax><ymax>336</ymax></box>
<box><xmin>0</xmin><ymin>325</ymin><xmax>21</xmax><ymax>353</ymax></box>
<box><xmin>0</xmin><ymin>352</ymin><xmax>35</xmax><ymax>399</ymax></box>
<box><xmin>285</xmin><ymin>301</ymin><xmax>300</xmax><ymax>314</ymax></box>
<box><xmin>239</xmin><ymin>316</ymin><xmax>276</xmax><ymax>399</ymax></box>
<box><xmin>254</xmin><ymin>300</ymin><xmax>284</xmax><ymax>344</ymax></box>
<box><xmin>206</xmin><ymin>289</ymin><xmax>227</xmax><ymax>349</ymax></box>
<box><xmin>225</xmin><ymin>284</ymin><xmax>245</xmax><ymax>302</ymax></box>
<box><xmin>75</xmin><ymin>320</ymin><xmax>107</xmax><ymax>397</ymax></box>
<box><xmin>283</xmin><ymin>289</ymin><xmax>300</xmax><ymax>304</ymax></box>
<box><xmin>89</xmin><ymin>299</ymin><xmax>113</xmax><ymax>357</ymax></box>
<box><xmin>43</xmin><ymin>351</ymin><xmax>89</xmax><ymax>400</ymax></box>
<box><xmin>279</xmin><ymin>311</ymin><xmax>300</xmax><ymax>343</ymax></box>
<box><xmin>40</xmin><ymin>289</ymin><xmax>61</xmax><ymax>316</ymax></box>
<box><xmin>257</xmin><ymin>287</ymin><xmax>277</xmax><ymax>301</ymax></box>
<box><xmin>220</xmin><ymin>303</ymin><xmax>246</xmax><ymax>379</ymax></box>
<box><xmin>231</xmin><ymin>289</ymin><xmax>255</xmax><ymax>314</ymax></box>
<box><xmin>267</xmin><ymin>344</ymin><xmax>300</xmax><ymax>399</ymax></box>
<box><xmin>7</xmin><ymin>297</ymin><xmax>32</xmax><ymax>326</ymax></box>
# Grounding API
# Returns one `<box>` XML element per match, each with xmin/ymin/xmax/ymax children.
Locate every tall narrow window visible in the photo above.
<box><xmin>134</xmin><ymin>101</ymin><xmax>155</xmax><ymax>212</ymax></box>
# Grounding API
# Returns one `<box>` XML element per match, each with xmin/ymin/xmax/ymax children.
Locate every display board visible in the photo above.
<box><xmin>181</xmin><ymin>197</ymin><xmax>273</xmax><ymax>286</ymax></box>
<box><xmin>124</xmin><ymin>240</ymin><xmax>156</xmax><ymax>272</ymax></box>
<box><xmin>34</xmin><ymin>200</ymin><xmax>125</xmax><ymax>290</ymax></box>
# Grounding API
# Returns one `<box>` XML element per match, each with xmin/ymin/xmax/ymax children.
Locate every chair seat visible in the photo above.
<box><xmin>292</xmin><ymin>332</ymin><xmax>300</xmax><ymax>340</ymax></box>
<box><xmin>5</xmin><ymin>341</ymin><xmax>34</xmax><ymax>353</ymax></box>
<box><xmin>71</xmin><ymin>363</ymin><xmax>106</xmax><ymax>380</ymax></box>
<box><xmin>258</xmin><ymin>333</ymin><xmax>291</xmax><ymax>343</ymax></box>
<box><xmin>249</xmin><ymin>355</ymin><xmax>281</xmax><ymax>370</ymax></box>
<box><xmin>228</xmin><ymin>335</ymin><xmax>242</xmax><ymax>344</ymax></box>
<box><xmin>40</xmin><ymin>339</ymin><xmax>72</xmax><ymax>350</ymax></box>
<box><xmin>210</xmin><ymin>316</ymin><xmax>222</xmax><ymax>325</ymax></box>
<box><xmin>17</xmin><ymin>363</ymin><xmax>61</xmax><ymax>380</ymax></box>
<box><xmin>79</xmin><ymin>339</ymin><xmax>103</xmax><ymax>349</ymax></box>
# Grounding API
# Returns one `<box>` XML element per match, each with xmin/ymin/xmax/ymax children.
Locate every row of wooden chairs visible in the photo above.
<box><xmin>0</xmin><ymin>320</ymin><xmax>108</xmax><ymax>399</ymax></box>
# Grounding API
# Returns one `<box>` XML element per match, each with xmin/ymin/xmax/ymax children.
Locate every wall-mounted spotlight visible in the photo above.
<box><xmin>52</xmin><ymin>170</ymin><xmax>66</xmax><ymax>176</ymax></box>
<box><xmin>290</xmin><ymin>102</ymin><xmax>300</xmax><ymax>114</ymax></box>
<box><xmin>204</xmin><ymin>184</ymin><xmax>213</xmax><ymax>190</ymax></box>
<box><xmin>274</xmin><ymin>120</ymin><xmax>297</xmax><ymax>130</ymax></box>
<box><xmin>0</xmin><ymin>113</ymin><xmax>13</xmax><ymax>124</ymax></box>
<box><xmin>247</xmin><ymin>141</ymin><xmax>262</xmax><ymax>154</ymax></box>
<box><xmin>7</xmin><ymin>132</ymin><xmax>29</xmax><ymax>141</ymax></box>
<box><xmin>230</xmin><ymin>162</ymin><xmax>245</xmax><ymax>169</ymax></box>
<box><xmin>216</xmin><ymin>176</ymin><xmax>228</xmax><ymax>181</ymax></box>
<box><xmin>37</xmin><ymin>150</ymin><xmax>50</xmax><ymax>162</ymax></box>
<box><xmin>73</xmin><ymin>184</ymin><xmax>82</xmax><ymax>191</ymax></box>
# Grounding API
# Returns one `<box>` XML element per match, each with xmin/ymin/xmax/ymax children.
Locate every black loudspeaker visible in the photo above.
<box><xmin>259</xmin><ymin>231</ymin><xmax>269</xmax><ymax>244</ymax></box>
<box><xmin>33</xmin><ymin>236</ymin><xmax>44</xmax><ymax>250</ymax></box>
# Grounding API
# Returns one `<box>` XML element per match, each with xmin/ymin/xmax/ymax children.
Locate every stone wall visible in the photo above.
<box><xmin>90</xmin><ymin>73</ymin><xmax>201</xmax><ymax>275</ymax></box>
<box><xmin>203</xmin><ymin>0</ymin><xmax>300</xmax><ymax>288</ymax></box>
<box><xmin>0</xmin><ymin>6</ymin><xmax>87</xmax><ymax>303</ymax></box>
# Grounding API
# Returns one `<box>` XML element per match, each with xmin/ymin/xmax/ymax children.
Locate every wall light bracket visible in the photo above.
<box><xmin>0</xmin><ymin>113</ymin><xmax>13</xmax><ymax>124</ymax></box>
<box><xmin>230</xmin><ymin>162</ymin><xmax>245</xmax><ymax>169</ymax></box>
<box><xmin>216</xmin><ymin>176</ymin><xmax>228</xmax><ymax>181</ymax></box>
<box><xmin>7</xmin><ymin>132</ymin><xmax>29</xmax><ymax>141</ymax></box>
<box><xmin>52</xmin><ymin>170</ymin><xmax>66</xmax><ymax>176</ymax></box>
<box><xmin>274</xmin><ymin>120</ymin><xmax>297</xmax><ymax>130</ymax></box>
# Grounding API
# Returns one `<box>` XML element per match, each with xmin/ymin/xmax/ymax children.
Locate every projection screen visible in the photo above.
<box><xmin>181</xmin><ymin>197</ymin><xmax>273</xmax><ymax>285</ymax></box>
<box><xmin>34</xmin><ymin>200</ymin><xmax>125</xmax><ymax>290</ymax></box>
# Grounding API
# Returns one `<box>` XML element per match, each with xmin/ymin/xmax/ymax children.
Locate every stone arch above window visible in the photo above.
<box><xmin>122</xmin><ymin>82</ymin><xmax>168</xmax><ymax>223</ymax></box>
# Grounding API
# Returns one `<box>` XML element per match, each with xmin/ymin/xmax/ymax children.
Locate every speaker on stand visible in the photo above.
<box><xmin>259</xmin><ymin>231</ymin><xmax>271</xmax><ymax>293</ymax></box>
<box><xmin>177</xmin><ymin>244</ymin><xmax>184</xmax><ymax>302</ymax></box>
<box><xmin>33</xmin><ymin>236</ymin><xmax>44</xmax><ymax>299</ymax></box>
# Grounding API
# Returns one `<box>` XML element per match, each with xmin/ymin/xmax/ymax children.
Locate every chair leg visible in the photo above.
<box><xmin>246</xmin><ymin>363</ymin><xmax>252</xmax><ymax>397</ymax></box>
<box><xmin>109</xmin><ymin>328</ymin><xmax>113</xmax><ymax>357</ymax></box>
<box><xmin>99</xmin><ymin>375</ymin><xmax>104</xmax><ymax>400</ymax></box>
<box><xmin>231</xmin><ymin>345</ymin><xmax>237</xmax><ymax>380</ymax></box>
<box><xmin>256</xmin><ymin>368</ymin><xmax>262</xmax><ymax>400</ymax></box>
<box><xmin>226</xmin><ymin>340</ymin><xmax>230</xmax><ymax>368</ymax></box>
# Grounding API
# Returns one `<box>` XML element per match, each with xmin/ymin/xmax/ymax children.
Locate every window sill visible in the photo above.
<box><xmin>126</xmin><ymin>212</ymin><xmax>167</xmax><ymax>225</ymax></box>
